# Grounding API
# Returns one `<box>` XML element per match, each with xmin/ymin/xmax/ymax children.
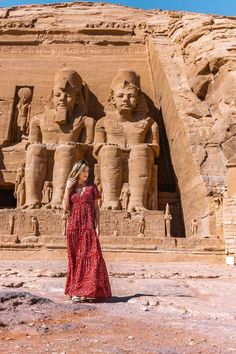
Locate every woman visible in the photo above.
<box><xmin>62</xmin><ymin>160</ymin><xmax>112</xmax><ymax>302</ymax></box>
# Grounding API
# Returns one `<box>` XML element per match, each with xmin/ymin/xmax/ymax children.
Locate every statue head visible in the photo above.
<box><xmin>18</xmin><ymin>87</ymin><xmax>32</xmax><ymax>104</ymax></box>
<box><xmin>43</xmin><ymin>181</ymin><xmax>52</xmax><ymax>189</ymax></box>
<box><xmin>53</xmin><ymin>68</ymin><xmax>83</xmax><ymax>125</ymax></box>
<box><xmin>110</xmin><ymin>69</ymin><xmax>140</xmax><ymax>115</ymax></box>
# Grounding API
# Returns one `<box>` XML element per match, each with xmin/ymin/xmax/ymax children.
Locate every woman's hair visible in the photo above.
<box><xmin>67</xmin><ymin>160</ymin><xmax>89</xmax><ymax>180</ymax></box>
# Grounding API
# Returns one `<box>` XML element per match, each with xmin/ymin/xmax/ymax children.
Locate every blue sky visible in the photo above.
<box><xmin>0</xmin><ymin>0</ymin><xmax>236</xmax><ymax>16</ymax></box>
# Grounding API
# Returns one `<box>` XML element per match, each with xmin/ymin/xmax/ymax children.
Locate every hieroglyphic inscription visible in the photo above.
<box><xmin>0</xmin><ymin>44</ymin><xmax>146</xmax><ymax>56</ymax></box>
<box><xmin>100</xmin><ymin>210</ymin><xmax>164</xmax><ymax>238</ymax></box>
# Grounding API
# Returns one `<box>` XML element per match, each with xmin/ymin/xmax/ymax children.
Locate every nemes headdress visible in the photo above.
<box><xmin>54</xmin><ymin>68</ymin><xmax>83</xmax><ymax>92</ymax></box>
<box><xmin>110</xmin><ymin>69</ymin><xmax>140</xmax><ymax>91</ymax></box>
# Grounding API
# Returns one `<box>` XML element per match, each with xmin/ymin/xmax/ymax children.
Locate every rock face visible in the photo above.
<box><xmin>0</xmin><ymin>2</ymin><xmax>235</xmax><ymax>255</ymax></box>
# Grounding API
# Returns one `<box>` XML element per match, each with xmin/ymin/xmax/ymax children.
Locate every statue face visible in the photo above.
<box><xmin>21</xmin><ymin>95</ymin><xmax>29</xmax><ymax>104</ymax></box>
<box><xmin>53</xmin><ymin>85</ymin><xmax>78</xmax><ymax>113</ymax></box>
<box><xmin>112</xmin><ymin>84</ymin><xmax>139</xmax><ymax>114</ymax></box>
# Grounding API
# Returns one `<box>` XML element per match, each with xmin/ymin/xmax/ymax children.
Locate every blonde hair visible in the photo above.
<box><xmin>67</xmin><ymin>160</ymin><xmax>89</xmax><ymax>180</ymax></box>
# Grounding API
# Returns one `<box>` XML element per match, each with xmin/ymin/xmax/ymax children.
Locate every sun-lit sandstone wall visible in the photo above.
<box><xmin>148</xmin><ymin>38</ymin><xmax>214</xmax><ymax>238</ymax></box>
<box><xmin>0</xmin><ymin>2</ymin><xmax>235</xmax><ymax>243</ymax></box>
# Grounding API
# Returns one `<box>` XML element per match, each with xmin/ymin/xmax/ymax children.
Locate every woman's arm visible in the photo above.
<box><xmin>62</xmin><ymin>188</ymin><xmax>71</xmax><ymax>212</ymax></box>
<box><xmin>62</xmin><ymin>177</ymin><xmax>76</xmax><ymax>212</ymax></box>
<box><xmin>94</xmin><ymin>199</ymin><xmax>100</xmax><ymax>237</ymax></box>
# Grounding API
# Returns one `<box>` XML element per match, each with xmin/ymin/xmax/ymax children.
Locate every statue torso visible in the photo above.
<box><xmin>103</xmin><ymin>117</ymin><xmax>151</xmax><ymax>145</ymax></box>
<box><xmin>35</xmin><ymin>109</ymin><xmax>85</xmax><ymax>144</ymax></box>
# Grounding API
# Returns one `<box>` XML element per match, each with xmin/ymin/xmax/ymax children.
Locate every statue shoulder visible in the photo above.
<box><xmin>30</xmin><ymin>112</ymin><xmax>44</xmax><ymax>126</ymax></box>
<box><xmin>73</xmin><ymin>115</ymin><xmax>94</xmax><ymax>126</ymax></box>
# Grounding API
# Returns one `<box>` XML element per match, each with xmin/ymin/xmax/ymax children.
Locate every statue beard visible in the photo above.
<box><xmin>55</xmin><ymin>107</ymin><xmax>67</xmax><ymax>125</ymax></box>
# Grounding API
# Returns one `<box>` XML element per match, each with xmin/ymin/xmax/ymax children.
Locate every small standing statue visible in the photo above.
<box><xmin>119</xmin><ymin>183</ymin><xmax>130</xmax><ymax>210</ymax></box>
<box><xmin>164</xmin><ymin>203</ymin><xmax>172</xmax><ymax>237</ymax></box>
<box><xmin>9</xmin><ymin>215</ymin><xmax>15</xmax><ymax>235</ymax></box>
<box><xmin>30</xmin><ymin>216</ymin><xmax>39</xmax><ymax>236</ymax></box>
<box><xmin>22</xmin><ymin>215</ymin><xmax>39</xmax><ymax>243</ymax></box>
<box><xmin>41</xmin><ymin>181</ymin><xmax>53</xmax><ymax>206</ymax></box>
<box><xmin>190</xmin><ymin>218</ymin><xmax>198</xmax><ymax>237</ymax></box>
<box><xmin>14</xmin><ymin>164</ymin><xmax>26</xmax><ymax>208</ymax></box>
<box><xmin>61</xmin><ymin>211</ymin><xmax>68</xmax><ymax>236</ymax></box>
<box><xmin>16</xmin><ymin>87</ymin><xmax>32</xmax><ymax>141</ymax></box>
<box><xmin>113</xmin><ymin>216</ymin><xmax>119</xmax><ymax>236</ymax></box>
<box><xmin>139</xmin><ymin>214</ymin><xmax>145</xmax><ymax>236</ymax></box>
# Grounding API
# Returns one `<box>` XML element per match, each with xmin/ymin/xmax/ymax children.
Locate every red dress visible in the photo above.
<box><xmin>65</xmin><ymin>184</ymin><xmax>112</xmax><ymax>299</ymax></box>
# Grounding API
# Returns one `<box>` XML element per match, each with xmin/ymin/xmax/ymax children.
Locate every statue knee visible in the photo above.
<box><xmin>26</xmin><ymin>143</ymin><xmax>47</xmax><ymax>159</ymax></box>
<box><xmin>129</xmin><ymin>145</ymin><xmax>154</xmax><ymax>163</ymax></box>
<box><xmin>98</xmin><ymin>145</ymin><xmax>122</xmax><ymax>166</ymax></box>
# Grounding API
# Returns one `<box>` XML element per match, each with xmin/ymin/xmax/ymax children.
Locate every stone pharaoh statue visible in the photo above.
<box><xmin>24</xmin><ymin>68</ymin><xmax>94</xmax><ymax>209</ymax></box>
<box><xmin>93</xmin><ymin>69</ymin><xmax>159</xmax><ymax>211</ymax></box>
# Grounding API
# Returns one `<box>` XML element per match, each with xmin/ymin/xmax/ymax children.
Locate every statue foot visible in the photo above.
<box><xmin>128</xmin><ymin>205</ymin><xmax>147</xmax><ymax>213</ymax></box>
<box><xmin>42</xmin><ymin>203</ymin><xmax>52</xmax><ymax>209</ymax></box>
<box><xmin>102</xmin><ymin>201</ymin><xmax>121</xmax><ymax>210</ymax></box>
<box><xmin>22</xmin><ymin>203</ymin><xmax>41</xmax><ymax>210</ymax></box>
<box><xmin>51</xmin><ymin>203</ymin><xmax>63</xmax><ymax>210</ymax></box>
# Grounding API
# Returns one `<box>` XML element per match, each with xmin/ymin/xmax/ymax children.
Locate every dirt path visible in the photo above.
<box><xmin>0</xmin><ymin>260</ymin><xmax>236</xmax><ymax>354</ymax></box>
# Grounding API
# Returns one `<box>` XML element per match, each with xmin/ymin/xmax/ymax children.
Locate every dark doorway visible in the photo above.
<box><xmin>0</xmin><ymin>186</ymin><xmax>17</xmax><ymax>209</ymax></box>
<box><xmin>145</xmin><ymin>95</ymin><xmax>186</xmax><ymax>237</ymax></box>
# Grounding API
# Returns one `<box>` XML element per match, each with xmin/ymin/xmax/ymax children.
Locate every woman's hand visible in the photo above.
<box><xmin>66</xmin><ymin>177</ymin><xmax>76</xmax><ymax>191</ymax></box>
<box><xmin>96</xmin><ymin>225</ymin><xmax>100</xmax><ymax>237</ymax></box>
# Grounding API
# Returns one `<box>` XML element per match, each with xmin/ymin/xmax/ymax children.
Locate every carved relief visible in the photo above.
<box><xmin>190</xmin><ymin>218</ymin><xmax>198</xmax><ymax>238</ymax></box>
<box><xmin>0</xmin><ymin>19</ymin><xmax>37</xmax><ymax>29</ymax></box>
<box><xmin>21</xmin><ymin>215</ymin><xmax>39</xmax><ymax>243</ymax></box>
<box><xmin>12</xmin><ymin>86</ymin><xmax>33</xmax><ymax>143</ymax></box>
<box><xmin>82</xmin><ymin>21</ymin><xmax>135</xmax><ymax>35</ymax></box>
<box><xmin>61</xmin><ymin>211</ymin><xmax>68</xmax><ymax>236</ymax></box>
<box><xmin>99</xmin><ymin>210</ymin><xmax>164</xmax><ymax>239</ymax></box>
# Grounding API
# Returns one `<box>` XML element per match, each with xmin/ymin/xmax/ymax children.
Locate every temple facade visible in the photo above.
<box><xmin>0</xmin><ymin>2</ymin><xmax>235</xmax><ymax>261</ymax></box>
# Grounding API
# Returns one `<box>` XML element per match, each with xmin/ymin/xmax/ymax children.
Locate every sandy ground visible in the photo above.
<box><xmin>0</xmin><ymin>258</ymin><xmax>236</xmax><ymax>354</ymax></box>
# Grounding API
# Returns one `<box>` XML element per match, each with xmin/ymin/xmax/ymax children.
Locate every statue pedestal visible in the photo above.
<box><xmin>1</xmin><ymin>235</ymin><xmax>18</xmax><ymax>243</ymax></box>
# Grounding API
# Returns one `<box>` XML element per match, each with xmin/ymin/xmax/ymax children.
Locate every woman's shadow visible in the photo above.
<box><xmin>102</xmin><ymin>293</ymin><xmax>156</xmax><ymax>303</ymax></box>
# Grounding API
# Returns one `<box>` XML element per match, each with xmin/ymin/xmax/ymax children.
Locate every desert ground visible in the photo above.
<box><xmin>0</xmin><ymin>250</ymin><xmax>236</xmax><ymax>354</ymax></box>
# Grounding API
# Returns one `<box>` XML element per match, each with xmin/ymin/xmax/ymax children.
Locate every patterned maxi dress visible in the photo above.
<box><xmin>65</xmin><ymin>184</ymin><xmax>112</xmax><ymax>299</ymax></box>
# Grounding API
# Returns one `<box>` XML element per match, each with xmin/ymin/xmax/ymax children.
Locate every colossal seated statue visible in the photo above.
<box><xmin>93</xmin><ymin>69</ymin><xmax>159</xmax><ymax>212</ymax></box>
<box><xmin>24</xmin><ymin>68</ymin><xmax>94</xmax><ymax>209</ymax></box>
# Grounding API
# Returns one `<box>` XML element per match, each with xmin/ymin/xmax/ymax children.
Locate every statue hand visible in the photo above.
<box><xmin>147</xmin><ymin>143</ymin><xmax>159</xmax><ymax>156</ymax></box>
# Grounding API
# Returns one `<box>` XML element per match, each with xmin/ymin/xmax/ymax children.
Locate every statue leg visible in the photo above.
<box><xmin>98</xmin><ymin>145</ymin><xmax>122</xmax><ymax>210</ymax></box>
<box><xmin>24</xmin><ymin>144</ymin><xmax>47</xmax><ymax>208</ymax></box>
<box><xmin>50</xmin><ymin>144</ymin><xmax>83</xmax><ymax>209</ymax></box>
<box><xmin>128</xmin><ymin>145</ymin><xmax>154</xmax><ymax>212</ymax></box>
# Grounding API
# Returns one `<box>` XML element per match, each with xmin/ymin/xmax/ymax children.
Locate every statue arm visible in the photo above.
<box><xmin>29</xmin><ymin>116</ymin><xmax>42</xmax><ymax>144</ymax></box>
<box><xmin>148</xmin><ymin>119</ymin><xmax>160</xmax><ymax>157</ymax></box>
<box><xmin>93</xmin><ymin>118</ymin><xmax>106</xmax><ymax>157</ymax></box>
<box><xmin>83</xmin><ymin>116</ymin><xmax>95</xmax><ymax>144</ymax></box>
